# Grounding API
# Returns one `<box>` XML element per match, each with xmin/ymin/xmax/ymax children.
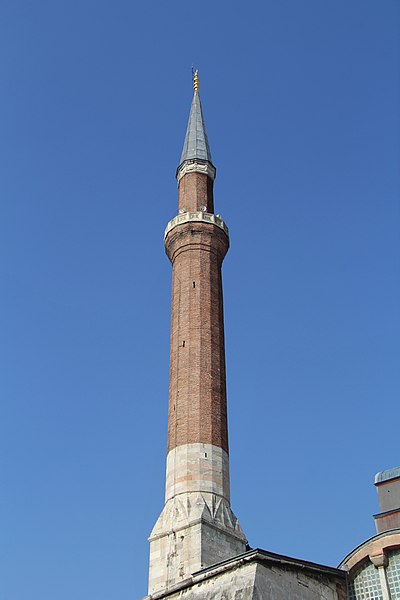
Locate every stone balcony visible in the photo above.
<box><xmin>164</xmin><ymin>211</ymin><xmax>229</xmax><ymax>239</ymax></box>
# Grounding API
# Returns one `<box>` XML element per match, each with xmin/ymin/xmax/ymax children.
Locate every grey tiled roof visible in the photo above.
<box><xmin>179</xmin><ymin>91</ymin><xmax>213</xmax><ymax>166</ymax></box>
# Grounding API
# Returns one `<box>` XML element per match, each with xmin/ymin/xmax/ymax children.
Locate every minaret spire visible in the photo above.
<box><xmin>176</xmin><ymin>71</ymin><xmax>216</xmax><ymax>215</ymax></box>
<box><xmin>179</xmin><ymin>70</ymin><xmax>214</xmax><ymax>169</ymax></box>
<box><xmin>148</xmin><ymin>76</ymin><xmax>246</xmax><ymax>596</ymax></box>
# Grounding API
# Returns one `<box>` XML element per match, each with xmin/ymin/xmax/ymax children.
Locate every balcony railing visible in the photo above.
<box><xmin>164</xmin><ymin>211</ymin><xmax>229</xmax><ymax>239</ymax></box>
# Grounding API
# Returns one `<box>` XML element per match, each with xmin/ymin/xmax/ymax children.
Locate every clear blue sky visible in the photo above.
<box><xmin>1</xmin><ymin>1</ymin><xmax>399</xmax><ymax>598</ymax></box>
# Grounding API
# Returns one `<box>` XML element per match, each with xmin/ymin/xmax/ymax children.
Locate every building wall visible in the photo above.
<box><xmin>377</xmin><ymin>479</ymin><xmax>400</xmax><ymax>514</ymax></box>
<box><xmin>151</xmin><ymin>559</ymin><xmax>347</xmax><ymax>600</ymax></box>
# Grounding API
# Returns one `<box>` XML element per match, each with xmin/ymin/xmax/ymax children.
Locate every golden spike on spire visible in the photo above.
<box><xmin>193</xmin><ymin>69</ymin><xmax>200</xmax><ymax>91</ymax></box>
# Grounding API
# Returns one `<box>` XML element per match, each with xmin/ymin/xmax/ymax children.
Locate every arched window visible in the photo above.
<box><xmin>387</xmin><ymin>550</ymin><xmax>400</xmax><ymax>599</ymax></box>
<box><xmin>349</xmin><ymin>561</ymin><xmax>383</xmax><ymax>600</ymax></box>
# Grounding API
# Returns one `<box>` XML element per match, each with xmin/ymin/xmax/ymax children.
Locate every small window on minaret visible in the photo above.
<box><xmin>182</xmin><ymin>340</ymin><xmax>185</xmax><ymax>348</ymax></box>
<box><xmin>193</xmin><ymin>282</ymin><xmax>196</xmax><ymax>288</ymax></box>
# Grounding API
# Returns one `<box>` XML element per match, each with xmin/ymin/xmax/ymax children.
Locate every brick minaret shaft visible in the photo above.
<box><xmin>167</xmin><ymin>176</ymin><xmax>227</xmax><ymax>454</ymax></box>
<box><xmin>148</xmin><ymin>73</ymin><xmax>246</xmax><ymax>596</ymax></box>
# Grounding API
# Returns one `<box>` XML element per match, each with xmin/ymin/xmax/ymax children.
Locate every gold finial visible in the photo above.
<box><xmin>193</xmin><ymin>69</ymin><xmax>200</xmax><ymax>91</ymax></box>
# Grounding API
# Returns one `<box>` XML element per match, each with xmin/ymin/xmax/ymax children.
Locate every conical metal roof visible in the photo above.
<box><xmin>179</xmin><ymin>90</ymin><xmax>213</xmax><ymax>166</ymax></box>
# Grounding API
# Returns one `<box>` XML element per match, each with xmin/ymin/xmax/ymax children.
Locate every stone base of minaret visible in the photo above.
<box><xmin>148</xmin><ymin>443</ymin><xmax>247</xmax><ymax>595</ymax></box>
<box><xmin>148</xmin><ymin>492</ymin><xmax>246</xmax><ymax>595</ymax></box>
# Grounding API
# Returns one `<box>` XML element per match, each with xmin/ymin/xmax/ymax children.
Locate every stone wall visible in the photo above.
<box><xmin>145</xmin><ymin>553</ymin><xmax>347</xmax><ymax>600</ymax></box>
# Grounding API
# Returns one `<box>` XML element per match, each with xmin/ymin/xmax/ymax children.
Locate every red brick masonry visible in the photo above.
<box><xmin>178</xmin><ymin>172</ymin><xmax>214</xmax><ymax>213</ymax></box>
<box><xmin>165</xmin><ymin>218</ymin><xmax>229</xmax><ymax>454</ymax></box>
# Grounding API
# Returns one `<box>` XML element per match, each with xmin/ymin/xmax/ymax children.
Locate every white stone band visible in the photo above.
<box><xmin>176</xmin><ymin>160</ymin><xmax>216</xmax><ymax>182</ymax></box>
<box><xmin>164</xmin><ymin>211</ymin><xmax>229</xmax><ymax>239</ymax></box>
<box><xmin>165</xmin><ymin>443</ymin><xmax>230</xmax><ymax>502</ymax></box>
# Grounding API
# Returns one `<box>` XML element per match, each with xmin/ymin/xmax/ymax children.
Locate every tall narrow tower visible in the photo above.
<box><xmin>148</xmin><ymin>72</ymin><xmax>246</xmax><ymax>595</ymax></box>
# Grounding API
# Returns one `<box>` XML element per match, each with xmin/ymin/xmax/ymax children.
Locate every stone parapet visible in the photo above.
<box><xmin>176</xmin><ymin>160</ymin><xmax>216</xmax><ymax>183</ymax></box>
<box><xmin>164</xmin><ymin>211</ymin><xmax>228</xmax><ymax>240</ymax></box>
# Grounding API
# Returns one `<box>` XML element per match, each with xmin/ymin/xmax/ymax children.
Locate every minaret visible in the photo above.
<box><xmin>148</xmin><ymin>72</ymin><xmax>246</xmax><ymax>595</ymax></box>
